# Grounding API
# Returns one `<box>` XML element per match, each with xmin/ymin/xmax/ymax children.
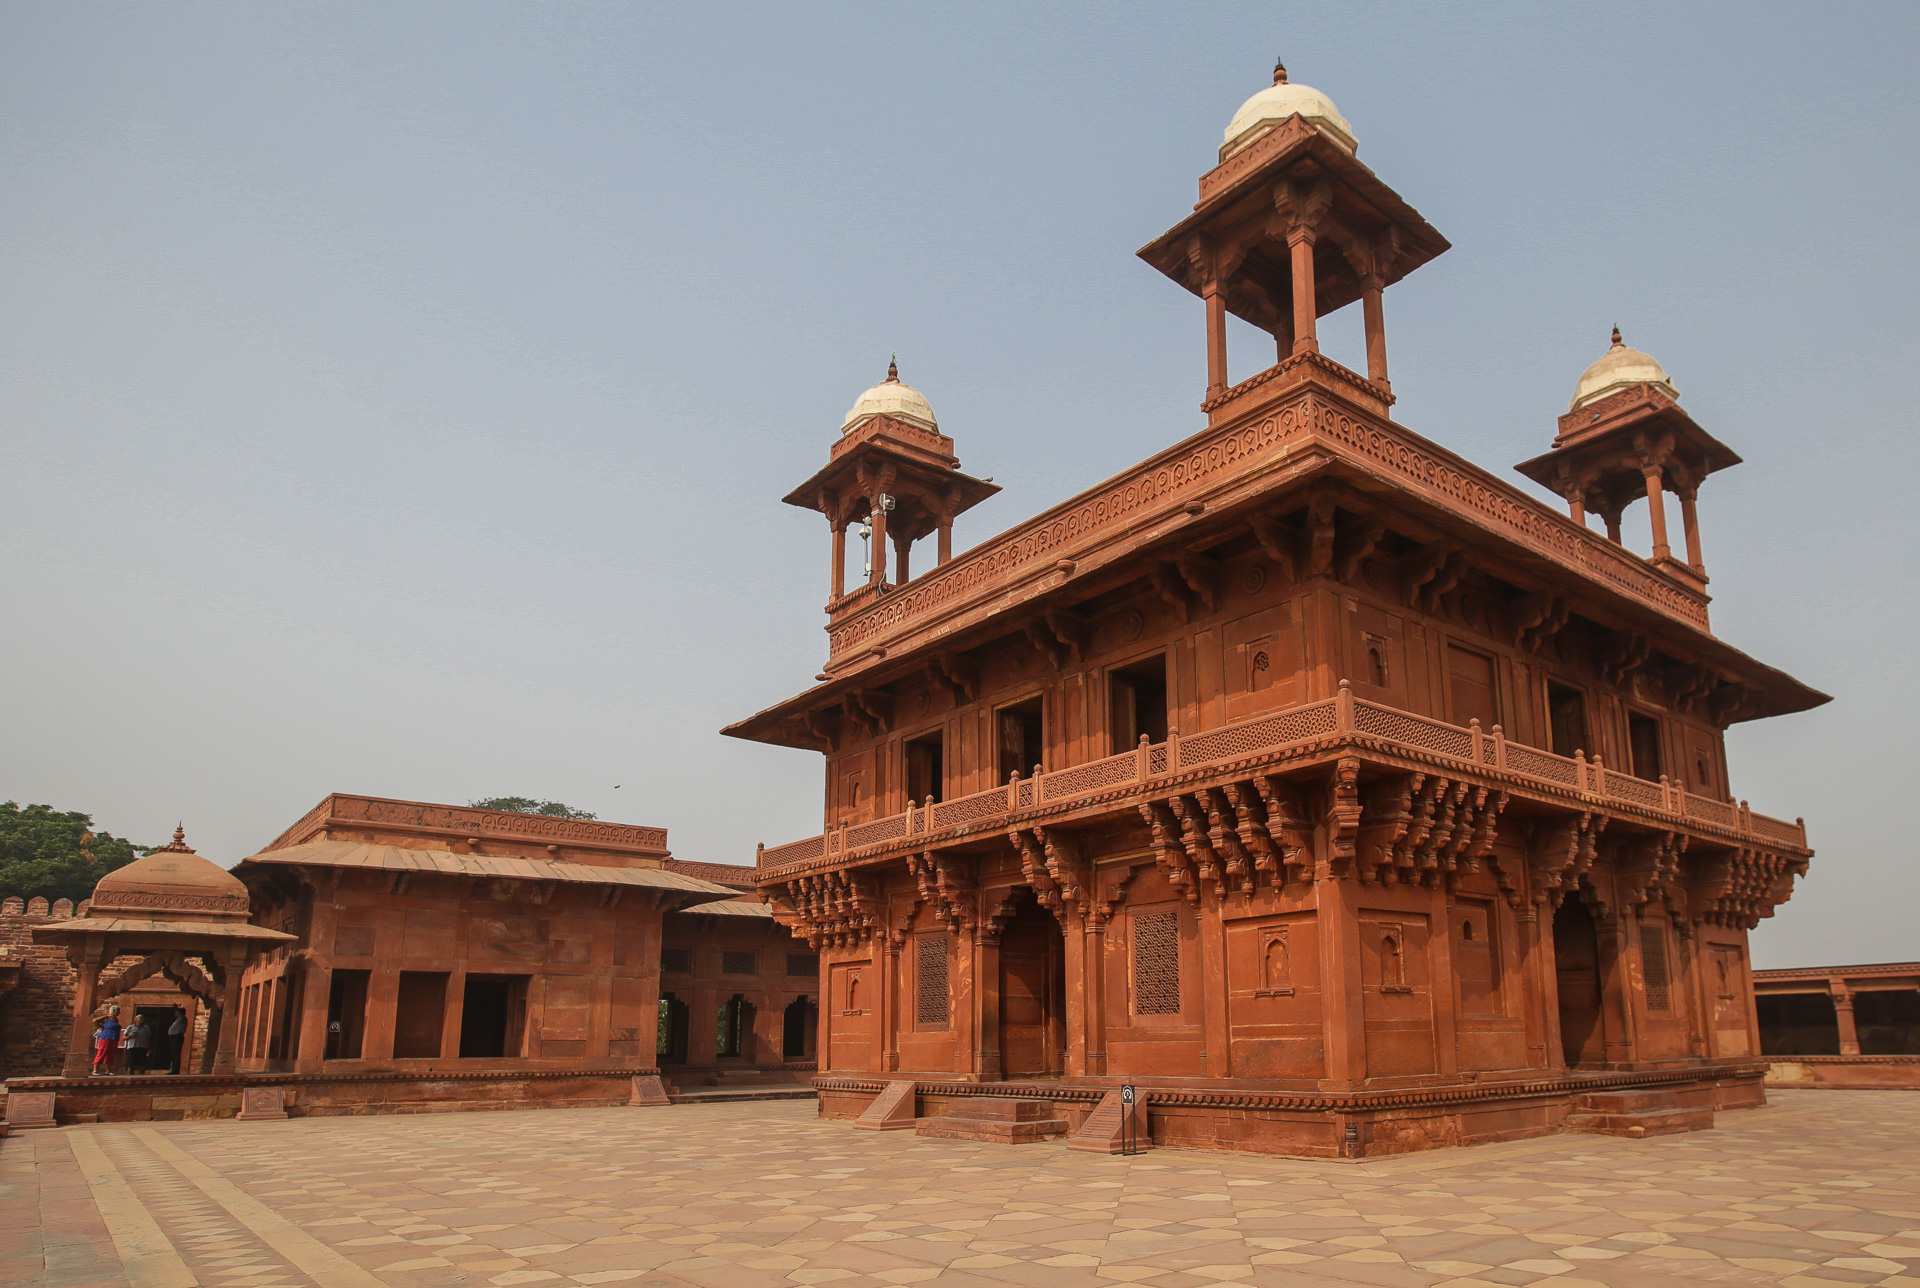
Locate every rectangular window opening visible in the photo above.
<box><xmin>905</xmin><ymin>730</ymin><xmax>945</xmax><ymax>805</ymax></box>
<box><xmin>1628</xmin><ymin>711</ymin><xmax>1664</xmax><ymax>782</ymax></box>
<box><xmin>1110</xmin><ymin>655</ymin><xmax>1170</xmax><ymax>751</ymax></box>
<box><xmin>997</xmin><ymin>697</ymin><xmax>1045</xmax><ymax>783</ymax></box>
<box><xmin>1547</xmin><ymin>681</ymin><xmax>1588</xmax><ymax>759</ymax></box>
<box><xmin>661</xmin><ymin>947</ymin><xmax>692</xmax><ymax>975</ymax></box>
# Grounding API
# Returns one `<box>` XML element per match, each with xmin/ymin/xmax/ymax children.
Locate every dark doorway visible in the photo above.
<box><xmin>1110</xmin><ymin>655</ymin><xmax>1169</xmax><ymax>751</ymax></box>
<box><xmin>392</xmin><ymin>971</ymin><xmax>449</xmax><ymax>1059</ymax></box>
<box><xmin>905</xmin><ymin>730</ymin><xmax>945</xmax><ymax>805</ymax></box>
<box><xmin>1756</xmin><ymin>992</ymin><xmax>1841</xmax><ymax>1055</ymax></box>
<box><xmin>458</xmin><ymin>974</ymin><xmax>528</xmax><ymax>1058</ymax></box>
<box><xmin>326</xmin><ymin>968</ymin><xmax>370</xmax><ymax>1060</ymax></box>
<box><xmin>997</xmin><ymin>698</ymin><xmax>1045</xmax><ymax>783</ymax></box>
<box><xmin>1547</xmin><ymin>682</ymin><xmax>1587</xmax><ymax>758</ymax></box>
<box><xmin>999</xmin><ymin>891</ymin><xmax>1066</xmax><ymax>1078</ymax></box>
<box><xmin>1628</xmin><ymin>711</ymin><xmax>1664</xmax><ymax>781</ymax></box>
<box><xmin>1553</xmin><ymin>900</ymin><xmax>1605</xmax><ymax>1067</ymax></box>
<box><xmin>658</xmin><ymin>992</ymin><xmax>690</xmax><ymax>1065</ymax></box>
<box><xmin>717</xmin><ymin>994</ymin><xmax>754</xmax><ymax>1059</ymax></box>
<box><xmin>782</xmin><ymin>995</ymin><xmax>814</xmax><ymax>1059</ymax></box>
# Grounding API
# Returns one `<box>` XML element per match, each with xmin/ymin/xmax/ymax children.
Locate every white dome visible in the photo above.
<box><xmin>1570</xmin><ymin>329</ymin><xmax>1679</xmax><ymax>411</ymax></box>
<box><xmin>1223</xmin><ymin>65</ymin><xmax>1356</xmax><ymax>158</ymax></box>
<box><xmin>841</xmin><ymin>361</ymin><xmax>937</xmax><ymax>435</ymax></box>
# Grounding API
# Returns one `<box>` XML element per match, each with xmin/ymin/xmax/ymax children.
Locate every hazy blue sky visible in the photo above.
<box><xmin>3</xmin><ymin>4</ymin><xmax>1913</xmax><ymax>968</ymax></box>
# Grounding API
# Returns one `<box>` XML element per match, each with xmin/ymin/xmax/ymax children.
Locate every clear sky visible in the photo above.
<box><xmin>2</xmin><ymin>4</ymin><xmax>1913</xmax><ymax>969</ymax></box>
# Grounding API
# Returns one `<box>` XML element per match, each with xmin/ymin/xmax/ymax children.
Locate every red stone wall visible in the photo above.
<box><xmin>0</xmin><ymin>897</ymin><xmax>78</xmax><ymax>1079</ymax></box>
<box><xmin>658</xmin><ymin>909</ymin><xmax>817</xmax><ymax>1078</ymax></box>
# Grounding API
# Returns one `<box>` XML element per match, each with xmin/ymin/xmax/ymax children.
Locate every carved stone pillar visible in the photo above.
<box><xmin>62</xmin><ymin>937</ymin><xmax>111</xmax><ymax>1078</ymax></box>
<box><xmin>1203</xmin><ymin>280</ymin><xmax>1229</xmax><ymax>398</ymax></box>
<box><xmin>1678</xmin><ymin>488</ymin><xmax>1705</xmax><ymax>570</ymax></box>
<box><xmin>1594</xmin><ymin>912</ymin><xmax>1638</xmax><ymax>1067</ymax></box>
<box><xmin>1831</xmin><ymin>979</ymin><xmax>1861</xmax><ymax>1055</ymax></box>
<box><xmin>868</xmin><ymin>497</ymin><xmax>889</xmax><ymax>588</ymax></box>
<box><xmin>1361</xmin><ymin>275</ymin><xmax>1389</xmax><ymax>390</ymax></box>
<box><xmin>1642</xmin><ymin>467</ymin><xmax>1673</xmax><ymax>562</ymax></box>
<box><xmin>830</xmin><ymin>517</ymin><xmax>847</xmax><ymax>601</ymax></box>
<box><xmin>1287</xmin><ymin>228</ymin><xmax>1319</xmax><ymax>355</ymax></box>
<box><xmin>893</xmin><ymin>533</ymin><xmax>911</xmax><ymax>586</ymax></box>
<box><xmin>1060</xmin><ymin>914</ymin><xmax>1088</xmax><ymax>1078</ymax></box>
<box><xmin>879</xmin><ymin>934</ymin><xmax>903</xmax><ymax>1072</ymax></box>
<box><xmin>937</xmin><ymin>517</ymin><xmax>953</xmax><ymax>566</ymax></box>
<box><xmin>211</xmin><ymin>944</ymin><xmax>248</xmax><ymax>1075</ymax></box>
<box><xmin>971</xmin><ymin>918</ymin><xmax>1004</xmax><ymax>1080</ymax></box>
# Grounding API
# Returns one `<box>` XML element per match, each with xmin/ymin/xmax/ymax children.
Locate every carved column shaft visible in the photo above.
<box><xmin>1288</xmin><ymin>229</ymin><xmax>1319</xmax><ymax>356</ymax></box>
<box><xmin>1831</xmin><ymin>979</ymin><xmax>1861</xmax><ymax>1056</ymax></box>
<box><xmin>1203</xmin><ymin>281</ymin><xmax>1229</xmax><ymax>398</ymax></box>
<box><xmin>1361</xmin><ymin>276</ymin><xmax>1389</xmax><ymax>389</ymax></box>
<box><xmin>1643</xmin><ymin>468</ymin><xmax>1673</xmax><ymax>561</ymax></box>
<box><xmin>830</xmin><ymin>518</ymin><xmax>847</xmax><ymax>601</ymax></box>
<box><xmin>1679</xmin><ymin>490</ymin><xmax>1705</xmax><ymax>570</ymax></box>
<box><xmin>62</xmin><ymin>937</ymin><xmax>111</xmax><ymax>1078</ymax></box>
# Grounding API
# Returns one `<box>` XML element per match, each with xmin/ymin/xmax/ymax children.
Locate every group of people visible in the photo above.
<box><xmin>90</xmin><ymin>1007</ymin><xmax>189</xmax><ymax>1075</ymax></box>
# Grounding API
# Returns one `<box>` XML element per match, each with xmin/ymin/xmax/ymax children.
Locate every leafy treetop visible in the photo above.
<box><xmin>0</xmin><ymin>802</ymin><xmax>151</xmax><ymax>905</ymax></box>
<box><xmin>467</xmin><ymin>797</ymin><xmax>598</xmax><ymax>820</ymax></box>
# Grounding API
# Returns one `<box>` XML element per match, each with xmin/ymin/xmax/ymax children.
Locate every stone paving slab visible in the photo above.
<box><xmin>2</xmin><ymin>1090</ymin><xmax>1918</xmax><ymax>1287</ymax></box>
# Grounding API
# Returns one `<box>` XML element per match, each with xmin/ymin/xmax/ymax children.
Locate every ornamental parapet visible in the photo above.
<box><xmin>755</xmin><ymin>686</ymin><xmax>1807</xmax><ymax>886</ymax></box>
<box><xmin>820</xmin><ymin>375</ymin><xmax>1713</xmax><ymax>681</ymax></box>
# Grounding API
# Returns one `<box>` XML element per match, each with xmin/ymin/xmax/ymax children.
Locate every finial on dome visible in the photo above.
<box><xmin>886</xmin><ymin>355</ymin><xmax>898</xmax><ymax>383</ymax></box>
<box><xmin>155</xmin><ymin>824</ymin><xmax>195</xmax><ymax>853</ymax></box>
<box><xmin>1611</xmin><ymin>325</ymin><xmax>1623</xmax><ymax>348</ymax></box>
<box><xmin>1273</xmin><ymin>58</ymin><xmax>1288</xmax><ymax>85</ymax></box>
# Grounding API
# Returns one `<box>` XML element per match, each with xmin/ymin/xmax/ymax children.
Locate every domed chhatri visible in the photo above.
<box><xmin>842</xmin><ymin>358</ymin><xmax>938</xmax><ymax>435</ymax></box>
<box><xmin>1222</xmin><ymin>59</ymin><xmax>1356</xmax><ymax>159</ymax></box>
<box><xmin>88</xmin><ymin>825</ymin><xmax>252</xmax><ymax>921</ymax></box>
<box><xmin>1570</xmin><ymin>326</ymin><xmax>1680</xmax><ymax>411</ymax></box>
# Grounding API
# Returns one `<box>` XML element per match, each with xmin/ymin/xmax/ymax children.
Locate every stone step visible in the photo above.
<box><xmin>914</xmin><ymin>1097</ymin><xmax>1070</xmax><ymax>1145</ymax></box>
<box><xmin>667</xmin><ymin>1087</ymin><xmax>818</xmax><ymax>1105</ymax></box>
<box><xmin>1575</xmin><ymin>1089</ymin><xmax>1684</xmax><ymax>1115</ymax></box>
<box><xmin>1565</xmin><ymin>1106</ymin><xmax>1714</xmax><ymax>1138</ymax></box>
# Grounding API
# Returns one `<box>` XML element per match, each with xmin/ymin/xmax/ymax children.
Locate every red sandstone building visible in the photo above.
<box><xmin>729</xmin><ymin>65</ymin><xmax>1828</xmax><ymax>1155</ymax></box>
<box><xmin>1756</xmin><ymin>961</ymin><xmax>1920</xmax><ymax>1090</ymax></box>
<box><xmin>3</xmin><ymin>797</ymin><xmax>819</xmax><ymax>1123</ymax></box>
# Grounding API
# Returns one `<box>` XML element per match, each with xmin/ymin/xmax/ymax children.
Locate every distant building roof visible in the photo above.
<box><xmin>664</xmin><ymin>859</ymin><xmax>759</xmax><ymax>888</ymax></box>
<box><xmin>670</xmin><ymin>899</ymin><xmax>774</xmax><ymax>918</ymax></box>
<box><xmin>237</xmin><ymin>839</ymin><xmax>736</xmax><ymax>906</ymax></box>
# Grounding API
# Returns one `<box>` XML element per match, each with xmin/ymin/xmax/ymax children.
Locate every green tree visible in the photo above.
<box><xmin>0</xmin><ymin>802</ymin><xmax>151</xmax><ymax>905</ymax></box>
<box><xmin>467</xmin><ymin>797</ymin><xmax>597</xmax><ymax>820</ymax></box>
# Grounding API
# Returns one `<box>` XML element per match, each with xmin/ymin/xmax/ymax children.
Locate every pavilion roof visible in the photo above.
<box><xmin>237</xmin><ymin>839</ymin><xmax>737</xmax><ymax>904</ymax></box>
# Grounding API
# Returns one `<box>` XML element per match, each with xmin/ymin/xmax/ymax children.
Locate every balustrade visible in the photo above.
<box><xmin>756</xmin><ymin>689</ymin><xmax>1804</xmax><ymax>876</ymax></box>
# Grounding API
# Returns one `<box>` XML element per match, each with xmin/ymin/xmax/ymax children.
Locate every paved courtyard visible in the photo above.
<box><xmin>4</xmin><ymin>1090</ymin><xmax>1918</xmax><ymax>1288</ymax></box>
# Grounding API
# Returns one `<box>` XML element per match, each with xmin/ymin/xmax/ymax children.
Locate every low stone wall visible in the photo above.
<box><xmin>1766</xmin><ymin>1056</ymin><xmax>1920</xmax><ymax>1090</ymax></box>
<box><xmin>2</xmin><ymin>1066</ymin><xmax>668</xmax><ymax>1125</ymax></box>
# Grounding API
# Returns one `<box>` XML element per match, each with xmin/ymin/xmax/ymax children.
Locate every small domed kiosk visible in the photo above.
<box><xmin>33</xmin><ymin>826</ymin><xmax>293</xmax><ymax>1078</ymax></box>
<box><xmin>1515</xmin><ymin>327</ymin><xmax>1740</xmax><ymax>578</ymax></box>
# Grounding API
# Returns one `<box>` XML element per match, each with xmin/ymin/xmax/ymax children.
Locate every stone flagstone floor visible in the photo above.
<box><xmin>3</xmin><ymin>1089</ymin><xmax>1918</xmax><ymax>1287</ymax></box>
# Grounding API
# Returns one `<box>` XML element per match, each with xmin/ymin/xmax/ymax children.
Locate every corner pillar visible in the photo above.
<box><xmin>830</xmin><ymin>517</ymin><xmax>847</xmax><ymax>601</ymax></box>
<box><xmin>868</xmin><ymin>498</ymin><xmax>889</xmax><ymax>588</ymax></box>
<box><xmin>971</xmin><ymin>921</ymin><xmax>1004</xmax><ymax>1080</ymax></box>
<box><xmin>1679</xmin><ymin>488</ymin><xmax>1705</xmax><ymax>571</ymax></box>
<box><xmin>210</xmin><ymin>944</ymin><xmax>248</xmax><ymax>1075</ymax></box>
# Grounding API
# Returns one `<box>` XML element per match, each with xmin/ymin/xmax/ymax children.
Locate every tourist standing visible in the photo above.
<box><xmin>123</xmin><ymin>1015</ymin><xmax>151</xmax><ymax>1073</ymax></box>
<box><xmin>92</xmin><ymin>1009</ymin><xmax>121</xmax><ymax>1075</ymax></box>
<box><xmin>167</xmin><ymin>1009</ymin><xmax>187</xmax><ymax>1074</ymax></box>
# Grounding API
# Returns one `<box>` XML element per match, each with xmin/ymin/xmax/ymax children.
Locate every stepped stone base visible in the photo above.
<box><xmin>915</xmin><ymin>1097</ymin><xmax>1068</xmax><ymax>1145</ymax></box>
<box><xmin>1565</xmin><ymin>1089</ymin><xmax>1714</xmax><ymax>1138</ymax></box>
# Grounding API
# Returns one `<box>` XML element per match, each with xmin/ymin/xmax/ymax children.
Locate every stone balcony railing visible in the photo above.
<box><xmin>755</xmin><ymin>687</ymin><xmax>1806</xmax><ymax>881</ymax></box>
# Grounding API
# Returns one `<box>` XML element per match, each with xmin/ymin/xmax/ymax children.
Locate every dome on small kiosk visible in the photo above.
<box><xmin>1223</xmin><ymin>60</ymin><xmax>1357</xmax><ymax>157</ymax></box>
<box><xmin>87</xmin><ymin>826</ymin><xmax>252</xmax><ymax>922</ymax></box>
<box><xmin>842</xmin><ymin>359</ymin><xmax>937</xmax><ymax>435</ymax></box>
<box><xmin>1571</xmin><ymin>327</ymin><xmax>1680</xmax><ymax>411</ymax></box>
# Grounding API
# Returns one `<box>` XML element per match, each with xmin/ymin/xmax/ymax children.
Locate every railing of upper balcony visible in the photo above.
<box><xmin>756</xmin><ymin>685</ymin><xmax>1806</xmax><ymax>877</ymax></box>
